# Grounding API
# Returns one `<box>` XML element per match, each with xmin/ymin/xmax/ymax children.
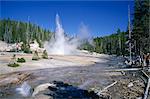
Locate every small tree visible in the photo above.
<box><xmin>21</xmin><ymin>43</ymin><xmax>32</xmax><ymax>53</ymax></box>
<box><xmin>32</xmin><ymin>51</ymin><xmax>40</xmax><ymax>60</ymax></box>
<box><xmin>8</xmin><ymin>54</ymin><xmax>20</xmax><ymax>67</ymax></box>
<box><xmin>42</xmin><ymin>50</ymin><xmax>48</xmax><ymax>59</ymax></box>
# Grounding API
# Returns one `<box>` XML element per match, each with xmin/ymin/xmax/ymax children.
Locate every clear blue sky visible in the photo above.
<box><xmin>0</xmin><ymin>1</ymin><xmax>134</xmax><ymax>37</ymax></box>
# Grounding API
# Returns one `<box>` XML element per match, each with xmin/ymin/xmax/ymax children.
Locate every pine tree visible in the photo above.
<box><xmin>132</xmin><ymin>0</ymin><xmax>150</xmax><ymax>54</ymax></box>
<box><xmin>0</xmin><ymin>19</ymin><xmax>52</xmax><ymax>46</ymax></box>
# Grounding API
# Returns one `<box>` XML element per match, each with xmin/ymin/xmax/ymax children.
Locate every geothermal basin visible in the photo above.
<box><xmin>0</xmin><ymin>51</ymin><xmax>146</xmax><ymax>99</ymax></box>
<box><xmin>0</xmin><ymin>15</ymin><xmax>146</xmax><ymax>98</ymax></box>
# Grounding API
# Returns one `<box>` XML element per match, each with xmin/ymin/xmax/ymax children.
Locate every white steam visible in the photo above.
<box><xmin>44</xmin><ymin>14</ymin><xmax>93</xmax><ymax>55</ymax></box>
<box><xmin>50</xmin><ymin>14</ymin><xmax>66</xmax><ymax>55</ymax></box>
<box><xmin>44</xmin><ymin>14</ymin><xmax>78</xmax><ymax>55</ymax></box>
<box><xmin>78</xmin><ymin>22</ymin><xmax>94</xmax><ymax>46</ymax></box>
<box><xmin>16</xmin><ymin>81</ymin><xmax>31</xmax><ymax>97</ymax></box>
<box><xmin>78</xmin><ymin>22</ymin><xmax>91</xmax><ymax>40</ymax></box>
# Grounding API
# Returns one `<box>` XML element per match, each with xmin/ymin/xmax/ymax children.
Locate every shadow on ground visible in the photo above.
<box><xmin>44</xmin><ymin>81</ymin><xmax>108</xmax><ymax>99</ymax></box>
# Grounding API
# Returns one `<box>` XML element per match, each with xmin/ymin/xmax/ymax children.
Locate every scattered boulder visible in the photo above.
<box><xmin>0</xmin><ymin>41</ymin><xmax>23</xmax><ymax>52</ymax></box>
<box><xmin>30</xmin><ymin>40</ymin><xmax>44</xmax><ymax>53</ymax></box>
<box><xmin>127</xmin><ymin>82</ymin><xmax>133</xmax><ymax>88</ymax></box>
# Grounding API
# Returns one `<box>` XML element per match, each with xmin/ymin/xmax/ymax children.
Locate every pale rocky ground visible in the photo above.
<box><xmin>0</xmin><ymin>52</ymin><xmax>148</xmax><ymax>99</ymax></box>
<box><xmin>0</xmin><ymin>52</ymin><xmax>110</xmax><ymax>75</ymax></box>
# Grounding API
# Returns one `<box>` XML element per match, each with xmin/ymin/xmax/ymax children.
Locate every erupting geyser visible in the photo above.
<box><xmin>53</xmin><ymin>14</ymin><xmax>66</xmax><ymax>55</ymax></box>
<box><xmin>44</xmin><ymin>14</ymin><xmax>78</xmax><ymax>55</ymax></box>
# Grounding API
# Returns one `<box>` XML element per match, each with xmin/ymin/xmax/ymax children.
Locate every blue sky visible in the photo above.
<box><xmin>0</xmin><ymin>1</ymin><xmax>134</xmax><ymax>37</ymax></box>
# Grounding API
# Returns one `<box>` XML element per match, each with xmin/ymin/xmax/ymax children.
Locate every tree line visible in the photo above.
<box><xmin>0</xmin><ymin>0</ymin><xmax>149</xmax><ymax>56</ymax></box>
<box><xmin>0</xmin><ymin>18</ymin><xmax>52</xmax><ymax>47</ymax></box>
<box><xmin>80</xmin><ymin>29</ymin><xmax>128</xmax><ymax>56</ymax></box>
<box><xmin>93</xmin><ymin>29</ymin><xmax>128</xmax><ymax>56</ymax></box>
<box><xmin>132</xmin><ymin>0</ymin><xmax>150</xmax><ymax>55</ymax></box>
<box><xmin>83</xmin><ymin>0</ymin><xmax>150</xmax><ymax>56</ymax></box>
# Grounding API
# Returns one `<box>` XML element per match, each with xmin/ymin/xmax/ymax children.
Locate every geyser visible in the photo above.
<box><xmin>44</xmin><ymin>14</ymin><xmax>78</xmax><ymax>55</ymax></box>
<box><xmin>52</xmin><ymin>14</ymin><xmax>66</xmax><ymax>55</ymax></box>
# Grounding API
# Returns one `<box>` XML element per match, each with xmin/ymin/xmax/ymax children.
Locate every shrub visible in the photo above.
<box><xmin>8</xmin><ymin>63</ymin><xmax>20</xmax><ymax>67</ymax></box>
<box><xmin>37</xmin><ymin>39</ymin><xmax>43</xmax><ymax>48</ymax></box>
<box><xmin>17</xmin><ymin>58</ymin><xmax>26</xmax><ymax>63</ymax></box>
<box><xmin>24</xmin><ymin>48</ymin><xmax>32</xmax><ymax>53</ymax></box>
<box><xmin>21</xmin><ymin>43</ymin><xmax>32</xmax><ymax>53</ymax></box>
<box><xmin>32</xmin><ymin>57</ymin><xmax>39</xmax><ymax>60</ymax></box>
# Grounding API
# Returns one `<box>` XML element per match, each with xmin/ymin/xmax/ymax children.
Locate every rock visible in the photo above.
<box><xmin>30</xmin><ymin>40</ymin><xmax>44</xmax><ymax>53</ymax></box>
<box><xmin>0</xmin><ymin>72</ymin><xmax>31</xmax><ymax>87</ymax></box>
<box><xmin>148</xmin><ymin>67</ymin><xmax>150</xmax><ymax>72</ymax></box>
<box><xmin>127</xmin><ymin>82</ymin><xmax>133</xmax><ymax>88</ymax></box>
<box><xmin>136</xmin><ymin>97</ymin><xmax>142</xmax><ymax>99</ymax></box>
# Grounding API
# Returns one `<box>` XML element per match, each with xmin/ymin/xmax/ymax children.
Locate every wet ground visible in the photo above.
<box><xmin>0</xmin><ymin>53</ymin><xmax>148</xmax><ymax>99</ymax></box>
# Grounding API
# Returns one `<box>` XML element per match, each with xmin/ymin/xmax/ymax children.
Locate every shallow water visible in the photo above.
<box><xmin>0</xmin><ymin>55</ymin><xmax>124</xmax><ymax>99</ymax></box>
<box><xmin>16</xmin><ymin>81</ymin><xmax>31</xmax><ymax>97</ymax></box>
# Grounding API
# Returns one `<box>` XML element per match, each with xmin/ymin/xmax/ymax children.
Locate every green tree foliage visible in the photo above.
<box><xmin>80</xmin><ymin>40</ymin><xmax>94</xmax><ymax>52</ymax></box>
<box><xmin>8</xmin><ymin>62</ymin><xmax>20</xmax><ymax>67</ymax></box>
<box><xmin>42</xmin><ymin>50</ymin><xmax>48</xmax><ymax>59</ymax></box>
<box><xmin>132</xmin><ymin>0</ymin><xmax>150</xmax><ymax>54</ymax></box>
<box><xmin>82</xmin><ymin>0</ymin><xmax>150</xmax><ymax>56</ymax></box>
<box><xmin>93</xmin><ymin>29</ymin><xmax>127</xmax><ymax>56</ymax></box>
<box><xmin>17</xmin><ymin>58</ymin><xmax>26</xmax><ymax>63</ymax></box>
<box><xmin>21</xmin><ymin>43</ymin><xmax>32</xmax><ymax>53</ymax></box>
<box><xmin>0</xmin><ymin>19</ymin><xmax>52</xmax><ymax>45</ymax></box>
